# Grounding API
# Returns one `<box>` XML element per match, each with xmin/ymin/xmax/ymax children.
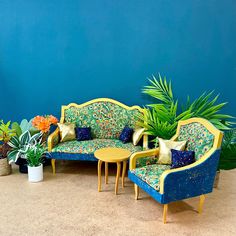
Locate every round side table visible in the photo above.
<box><xmin>94</xmin><ymin>147</ymin><xmax>131</xmax><ymax>195</ymax></box>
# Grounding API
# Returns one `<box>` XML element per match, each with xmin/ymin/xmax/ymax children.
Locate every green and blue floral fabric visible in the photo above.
<box><xmin>52</xmin><ymin>139</ymin><xmax>142</xmax><ymax>154</ymax></box>
<box><xmin>177</xmin><ymin>122</ymin><xmax>214</xmax><ymax>160</ymax></box>
<box><xmin>131</xmin><ymin>164</ymin><xmax>171</xmax><ymax>191</ymax></box>
<box><xmin>64</xmin><ymin>102</ymin><xmax>141</xmax><ymax>139</ymax></box>
<box><xmin>136</xmin><ymin>156</ymin><xmax>158</xmax><ymax>168</ymax></box>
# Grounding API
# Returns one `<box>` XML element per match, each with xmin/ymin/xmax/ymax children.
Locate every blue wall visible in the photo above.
<box><xmin>0</xmin><ymin>0</ymin><xmax>235</xmax><ymax>122</ymax></box>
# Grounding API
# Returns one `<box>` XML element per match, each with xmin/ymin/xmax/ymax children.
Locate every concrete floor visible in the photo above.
<box><xmin>0</xmin><ymin>161</ymin><xmax>235</xmax><ymax>236</ymax></box>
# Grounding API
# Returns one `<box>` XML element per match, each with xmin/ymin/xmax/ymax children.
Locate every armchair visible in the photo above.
<box><xmin>128</xmin><ymin>118</ymin><xmax>223</xmax><ymax>223</ymax></box>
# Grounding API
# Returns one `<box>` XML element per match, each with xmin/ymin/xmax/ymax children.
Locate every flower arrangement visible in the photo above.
<box><xmin>32</xmin><ymin>115</ymin><xmax>58</xmax><ymax>133</ymax></box>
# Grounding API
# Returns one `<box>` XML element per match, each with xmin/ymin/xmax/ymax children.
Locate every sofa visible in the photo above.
<box><xmin>47</xmin><ymin>98</ymin><xmax>148</xmax><ymax>174</ymax></box>
<box><xmin>128</xmin><ymin>118</ymin><xmax>223</xmax><ymax>223</ymax></box>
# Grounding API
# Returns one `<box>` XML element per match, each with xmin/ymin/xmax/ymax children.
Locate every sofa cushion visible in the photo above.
<box><xmin>52</xmin><ymin>139</ymin><xmax>142</xmax><ymax>154</ymax></box>
<box><xmin>119</xmin><ymin>126</ymin><xmax>133</xmax><ymax>143</ymax></box>
<box><xmin>130</xmin><ymin>164</ymin><xmax>171</xmax><ymax>191</ymax></box>
<box><xmin>177</xmin><ymin>122</ymin><xmax>214</xmax><ymax>160</ymax></box>
<box><xmin>75</xmin><ymin>127</ymin><xmax>92</xmax><ymax>141</ymax></box>
<box><xmin>63</xmin><ymin>101</ymin><xmax>141</xmax><ymax>139</ymax></box>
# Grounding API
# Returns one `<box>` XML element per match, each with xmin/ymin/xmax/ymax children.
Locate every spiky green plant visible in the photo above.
<box><xmin>26</xmin><ymin>143</ymin><xmax>46</xmax><ymax>167</ymax></box>
<box><xmin>138</xmin><ymin>74</ymin><xmax>234</xmax><ymax>143</ymax></box>
<box><xmin>218</xmin><ymin>129</ymin><xmax>236</xmax><ymax>170</ymax></box>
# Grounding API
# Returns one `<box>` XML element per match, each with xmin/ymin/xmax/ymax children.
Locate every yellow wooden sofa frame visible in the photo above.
<box><xmin>47</xmin><ymin>98</ymin><xmax>148</xmax><ymax>174</ymax></box>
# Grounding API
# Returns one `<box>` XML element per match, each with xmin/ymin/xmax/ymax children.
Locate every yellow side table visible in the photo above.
<box><xmin>94</xmin><ymin>147</ymin><xmax>131</xmax><ymax>195</ymax></box>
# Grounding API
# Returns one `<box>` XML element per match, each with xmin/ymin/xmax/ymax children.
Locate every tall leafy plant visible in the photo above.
<box><xmin>138</xmin><ymin>74</ymin><xmax>234</xmax><ymax>142</ymax></box>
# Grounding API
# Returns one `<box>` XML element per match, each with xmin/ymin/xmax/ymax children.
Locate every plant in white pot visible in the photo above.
<box><xmin>26</xmin><ymin>143</ymin><xmax>46</xmax><ymax>182</ymax></box>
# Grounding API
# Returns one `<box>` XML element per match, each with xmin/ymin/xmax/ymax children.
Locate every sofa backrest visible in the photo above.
<box><xmin>61</xmin><ymin>98</ymin><xmax>143</xmax><ymax>139</ymax></box>
<box><xmin>176</xmin><ymin>118</ymin><xmax>223</xmax><ymax>160</ymax></box>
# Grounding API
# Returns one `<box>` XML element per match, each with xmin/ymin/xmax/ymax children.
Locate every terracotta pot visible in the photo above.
<box><xmin>0</xmin><ymin>158</ymin><xmax>11</xmax><ymax>176</ymax></box>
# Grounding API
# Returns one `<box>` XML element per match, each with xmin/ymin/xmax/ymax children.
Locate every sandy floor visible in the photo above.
<box><xmin>0</xmin><ymin>161</ymin><xmax>235</xmax><ymax>236</ymax></box>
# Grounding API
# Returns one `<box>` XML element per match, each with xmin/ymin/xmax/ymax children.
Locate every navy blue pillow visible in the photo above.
<box><xmin>171</xmin><ymin>149</ymin><xmax>195</xmax><ymax>169</ymax></box>
<box><xmin>75</xmin><ymin>127</ymin><xmax>92</xmax><ymax>141</ymax></box>
<box><xmin>119</xmin><ymin>126</ymin><xmax>133</xmax><ymax>143</ymax></box>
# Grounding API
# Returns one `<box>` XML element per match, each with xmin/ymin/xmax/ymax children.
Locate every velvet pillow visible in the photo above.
<box><xmin>58</xmin><ymin>123</ymin><xmax>76</xmax><ymax>142</ymax></box>
<box><xmin>171</xmin><ymin>149</ymin><xmax>195</xmax><ymax>169</ymax></box>
<box><xmin>132</xmin><ymin>128</ymin><xmax>145</xmax><ymax>146</ymax></box>
<box><xmin>75</xmin><ymin>127</ymin><xmax>92</xmax><ymax>141</ymax></box>
<box><xmin>119</xmin><ymin>126</ymin><xmax>133</xmax><ymax>143</ymax></box>
<box><xmin>157</xmin><ymin>138</ymin><xmax>186</xmax><ymax>165</ymax></box>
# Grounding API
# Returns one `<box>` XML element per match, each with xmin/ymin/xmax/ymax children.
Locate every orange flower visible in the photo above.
<box><xmin>48</xmin><ymin>115</ymin><xmax>58</xmax><ymax>125</ymax></box>
<box><xmin>32</xmin><ymin>116</ymin><xmax>44</xmax><ymax>128</ymax></box>
<box><xmin>37</xmin><ymin>117</ymin><xmax>51</xmax><ymax>133</ymax></box>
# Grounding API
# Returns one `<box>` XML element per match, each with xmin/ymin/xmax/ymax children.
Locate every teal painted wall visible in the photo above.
<box><xmin>0</xmin><ymin>0</ymin><xmax>235</xmax><ymax>122</ymax></box>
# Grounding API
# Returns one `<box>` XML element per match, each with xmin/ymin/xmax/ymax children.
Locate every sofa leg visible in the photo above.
<box><xmin>198</xmin><ymin>195</ymin><xmax>205</xmax><ymax>214</ymax></box>
<box><xmin>51</xmin><ymin>159</ymin><xmax>56</xmax><ymax>175</ymax></box>
<box><xmin>163</xmin><ymin>204</ymin><xmax>168</xmax><ymax>224</ymax></box>
<box><xmin>134</xmin><ymin>184</ymin><xmax>139</xmax><ymax>200</ymax></box>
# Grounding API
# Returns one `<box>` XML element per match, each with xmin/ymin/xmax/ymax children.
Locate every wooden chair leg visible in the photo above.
<box><xmin>163</xmin><ymin>204</ymin><xmax>168</xmax><ymax>224</ymax></box>
<box><xmin>134</xmin><ymin>184</ymin><xmax>139</xmax><ymax>200</ymax></box>
<box><xmin>198</xmin><ymin>195</ymin><xmax>205</xmax><ymax>214</ymax></box>
<box><xmin>51</xmin><ymin>159</ymin><xmax>56</xmax><ymax>175</ymax></box>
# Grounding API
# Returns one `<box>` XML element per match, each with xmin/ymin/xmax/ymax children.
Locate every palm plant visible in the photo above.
<box><xmin>138</xmin><ymin>74</ymin><xmax>234</xmax><ymax>143</ymax></box>
<box><xmin>218</xmin><ymin>129</ymin><xmax>236</xmax><ymax>170</ymax></box>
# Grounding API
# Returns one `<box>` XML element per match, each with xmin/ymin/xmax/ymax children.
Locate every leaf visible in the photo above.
<box><xmin>19</xmin><ymin>131</ymin><xmax>30</xmax><ymax>145</ymax></box>
<box><xmin>11</xmin><ymin>122</ymin><xmax>22</xmax><ymax>137</ymax></box>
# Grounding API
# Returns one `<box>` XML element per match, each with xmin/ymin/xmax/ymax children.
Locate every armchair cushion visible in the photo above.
<box><xmin>52</xmin><ymin>138</ymin><xmax>142</xmax><ymax>154</ymax></box>
<box><xmin>130</xmin><ymin>164</ymin><xmax>171</xmax><ymax>191</ymax></box>
<box><xmin>136</xmin><ymin>156</ymin><xmax>158</xmax><ymax>168</ymax></box>
<box><xmin>170</xmin><ymin>149</ymin><xmax>195</xmax><ymax>169</ymax></box>
<box><xmin>177</xmin><ymin>122</ymin><xmax>214</xmax><ymax>160</ymax></box>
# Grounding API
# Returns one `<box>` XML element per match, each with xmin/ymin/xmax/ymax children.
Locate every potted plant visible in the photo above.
<box><xmin>138</xmin><ymin>74</ymin><xmax>234</xmax><ymax>145</ymax></box>
<box><xmin>0</xmin><ymin>120</ymin><xmax>15</xmax><ymax>176</ymax></box>
<box><xmin>7</xmin><ymin>131</ymin><xmax>42</xmax><ymax>173</ymax></box>
<box><xmin>26</xmin><ymin>143</ymin><xmax>46</xmax><ymax>182</ymax></box>
<box><xmin>214</xmin><ymin>128</ymin><xmax>236</xmax><ymax>187</ymax></box>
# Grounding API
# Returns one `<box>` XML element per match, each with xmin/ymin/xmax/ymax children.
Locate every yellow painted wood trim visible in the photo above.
<box><xmin>159</xmin><ymin>117</ymin><xmax>223</xmax><ymax>194</ymax></box>
<box><xmin>129</xmin><ymin>148</ymin><xmax>159</xmax><ymax>170</ymax></box>
<box><xmin>47</xmin><ymin>128</ymin><xmax>60</xmax><ymax>152</ymax></box>
<box><xmin>60</xmin><ymin>98</ymin><xmax>144</xmax><ymax>123</ymax></box>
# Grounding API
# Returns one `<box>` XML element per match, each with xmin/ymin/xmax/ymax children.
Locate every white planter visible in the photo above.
<box><xmin>28</xmin><ymin>164</ymin><xmax>43</xmax><ymax>182</ymax></box>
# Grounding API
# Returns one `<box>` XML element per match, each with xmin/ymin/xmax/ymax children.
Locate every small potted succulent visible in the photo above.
<box><xmin>26</xmin><ymin>143</ymin><xmax>46</xmax><ymax>182</ymax></box>
<box><xmin>0</xmin><ymin>120</ymin><xmax>15</xmax><ymax>176</ymax></box>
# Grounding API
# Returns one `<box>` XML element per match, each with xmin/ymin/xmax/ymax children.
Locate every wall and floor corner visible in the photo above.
<box><xmin>0</xmin><ymin>0</ymin><xmax>235</xmax><ymax>122</ymax></box>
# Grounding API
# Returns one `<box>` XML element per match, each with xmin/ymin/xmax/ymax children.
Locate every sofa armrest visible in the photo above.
<box><xmin>159</xmin><ymin>149</ymin><xmax>221</xmax><ymax>202</ymax></box>
<box><xmin>48</xmin><ymin>128</ymin><xmax>60</xmax><ymax>152</ymax></box>
<box><xmin>129</xmin><ymin>148</ymin><xmax>159</xmax><ymax>170</ymax></box>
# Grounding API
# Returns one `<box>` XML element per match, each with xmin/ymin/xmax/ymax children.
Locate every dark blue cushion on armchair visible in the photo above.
<box><xmin>75</xmin><ymin>127</ymin><xmax>92</xmax><ymax>141</ymax></box>
<box><xmin>171</xmin><ymin>149</ymin><xmax>195</xmax><ymax>169</ymax></box>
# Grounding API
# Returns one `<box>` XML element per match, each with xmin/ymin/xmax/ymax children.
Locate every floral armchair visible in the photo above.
<box><xmin>128</xmin><ymin>118</ymin><xmax>223</xmax><ymax>223</ymax></box>
<box><xmin>47</xmin><ymin>98</ymin><xmax>148</xmax><ymax>174</ymax></box>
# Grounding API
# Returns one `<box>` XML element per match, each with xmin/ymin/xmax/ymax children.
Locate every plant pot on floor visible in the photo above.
<box><xmin>15</xmin><ymin>157</ymin><xmax>28</xmax><ymax>174</ymax></box>
<box><xmin>0</xmin><ymin>158</ymin><xmax>11</xmax><ymax>176</ymax></box>
<box><xmin>28</xmin><ymin>164</ymin><xmax>43</xmax><ymax>182</ymax></box>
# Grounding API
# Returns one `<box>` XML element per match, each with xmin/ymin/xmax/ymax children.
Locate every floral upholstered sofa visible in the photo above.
<box><xmin>47</xmin><ymin>98</ymin><xmax>148</xmax><ymax>174</ymax></box>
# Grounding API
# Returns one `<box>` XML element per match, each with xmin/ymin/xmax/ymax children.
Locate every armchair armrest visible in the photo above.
<box><xmin>129</xmin><ymin>148</ymin><xmax>159</xmax><ymax>170</ymax></box>
<box><xmin>47</xmin><ymin>128</ymin><xmax>60</xmax><ymax>152</ymax></box>
<box><xmin>159</xmin><ymin>149</ymin><xmax>221</xmax><ymax>202</ymax></box>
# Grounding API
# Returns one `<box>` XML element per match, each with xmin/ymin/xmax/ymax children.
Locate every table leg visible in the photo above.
<box><xmin>122</xmin><ymin>160</ymin><xmax>127</xmax><ymax>188</ymax></box>
<box><xmin>115</xmin><ymin>162</ymin><xmax>121</xmax><ymax>195</ymax></box>
<box><xmin>105</xmin><ymin>162</ymin><xmax>108</xmax><ymax>184</ymax></box>
<box><xmin>98</xmin><ymin>160</ymin><xmax>103</xmax><ymax>192</ymax></box>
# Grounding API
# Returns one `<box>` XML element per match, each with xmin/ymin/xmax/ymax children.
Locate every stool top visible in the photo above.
<box><xmin>94</xmin><ymin>147</ymin><xmax>131</xmax><ymax>163</ymax></box>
